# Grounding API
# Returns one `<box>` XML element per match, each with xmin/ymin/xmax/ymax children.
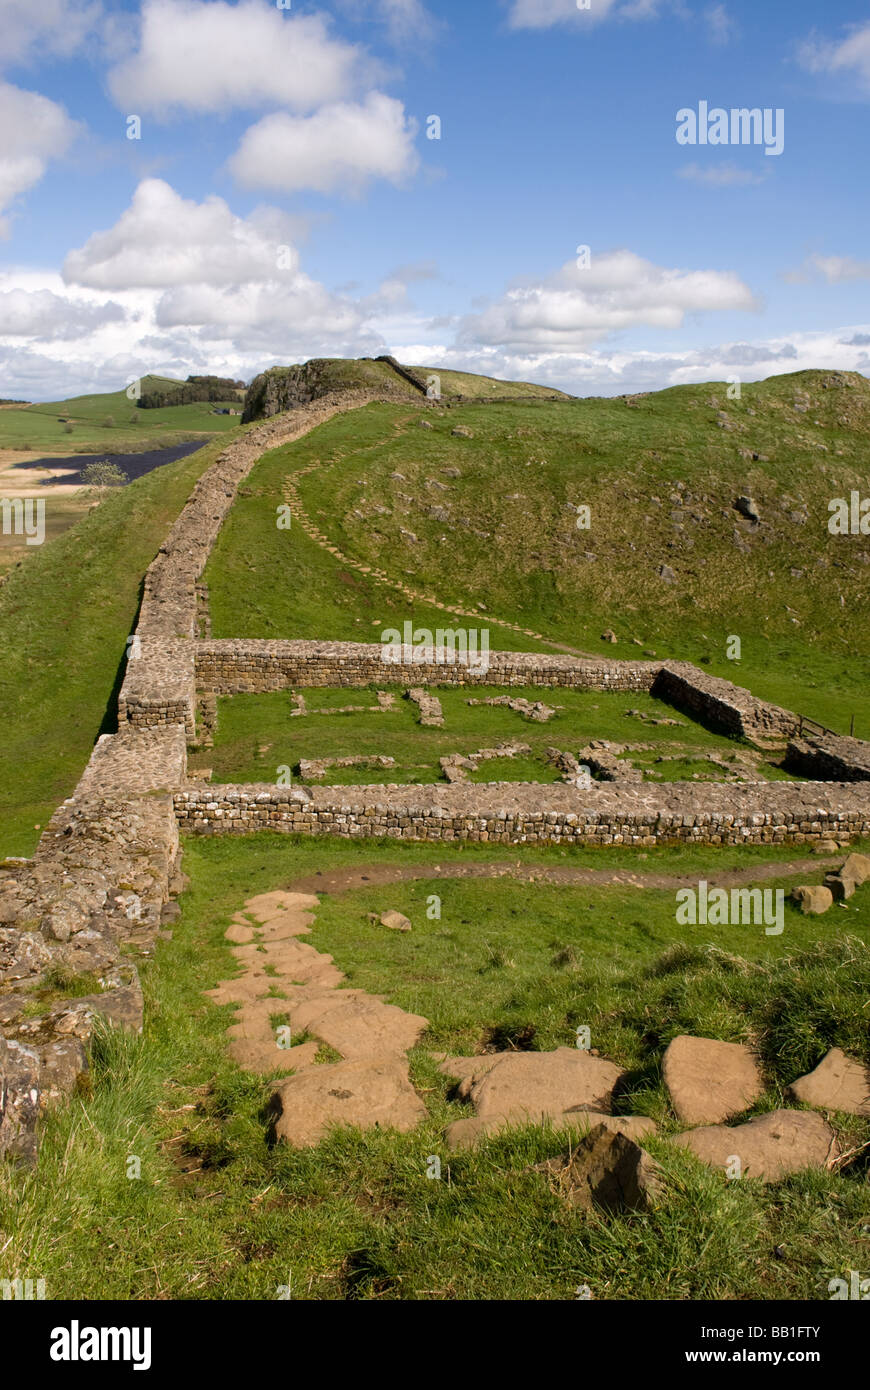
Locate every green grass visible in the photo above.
<box><xmin>189</xmin><ymin>686</ymin><xmax>793</xmax><ymax>786</ymax></box>
<box><xmin>2</xmin><ymin>833</ymin><xmax>867</xmax><ymax>1301</ymax></box>
<box><xmin>207</xmin><ymin>374</ymin><xmax>870</xmax><ymax>733</ymax></box>
<box><xmin>0</xmin><ymin>376</ymin><xmax>241</xmax><ymax>451</ymax></box>
<box><xmin>0</xmin><ymin>438</ymin><xmax>223</xmax><ymax>856</ymax></box>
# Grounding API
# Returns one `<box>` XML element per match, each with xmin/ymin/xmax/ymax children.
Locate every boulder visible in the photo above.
<box><xmin>267</xmin><ymin>1057</ymin><xmax>427</xmax><ymax>1147</ymax></box>
<box><xmin>662</xmin><ymin>1035</ymin><xmax>763</xmax><ymax>1125</ymax></box>
<box><xmin>451</xmin><ymin>426</ymin><xmax>473</xmax><ymax>438</ymax></box>
<box><xmin>840</xmin><ymin>853</ymin><xmax>870</xmax><ymax>886</ymax></box>
<box><xmin>791</xmin><ymin>885</ymin><xmax>833</xmax><ymax>915</ymax></box>
<box><xmin>380</xmin><ymin>910</ymin><xmax>412</xmax><ymax>933</ymax></box>
<box><xmin>671</xmin><ymin>1108</ymin><xmax>837</xmax><ymax>1182</ymax></box>
<box><xmin>788</xmin><ymin>1048</ymin><xmax>870</xmax><ymax>1117</ymax></box>
<box><xmin>535</xmin><ymin>1124</ymin><xmax>665</xmax><ymax>1213</ymax></box>
<box><xmin>823</xmin><ymin>873</ymin><xmax>856</xmax><ymax>902</ymax></box>
<box><xmin>734</xmin><ymin>496</ymin><xmax>761</xmax><ymax>523</ymax></box>
<box><xmin>657</xmin><ymin>564</ymin><xmax>676</xmax><ymax>583</ymax></box>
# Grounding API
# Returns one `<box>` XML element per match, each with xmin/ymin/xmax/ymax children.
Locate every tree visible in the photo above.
<box><xmin>80</xmin><ymin>460</ymin><xmax>128</xmax><ymax>489</ymax></box>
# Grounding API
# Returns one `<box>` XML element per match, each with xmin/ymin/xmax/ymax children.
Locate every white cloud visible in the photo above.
<box><xmin>0</xmin><ymin>287</ymin><xmax>124</xmax><ymax>338</ymax></box>
<box><xmin>704</xmin><ymin>3</ymin><xmax>736</xmax><ymax>46</ymax></box>
<box><xmin>0</xmin><ymin>83</ymin><xmax>79</xmax><ymax>236</ymax></box>
<box><xmin>0</xmin><ymin>0</ymin><xmax>101</xmax><ymax>67</ymax></box>
<box><xmin>228</xmin><ymin>93</ymin><xmax>419</xmax><ymax>195</ymax></box>
<box><xmin>63</xmin><ymin>179</ymin><xmax>304</xmax><ymax>290</ymax></box>
<box><xmin>677</xmin><ymin>162</ymin><xmax>766</xmax><ymax>187</ymax></box>
<box><xmin>783</xmin><ymin>253</ymin><xmax>870</xmax><ymax>285</ymax></box>
<box><xmin>410</xmin><ymin>327</ymin><xmax>869</xmax><ymax>397</ymax></box>
<box><xmin>107</xmin><ymin>0</ymin><xmax>377</xmax><ymax>117</ymax></box>
<box><xmin>371</xmin><ymin>0</ymin><xmax>438</xmax><ymax>44</ymax></box>
<box><xmin>798</xmin><ymin>21</ymin><xmax>870</xmax><ymax>93</ymax></box>
<box><xmin>507</xmin><ymin>0</ymin><xmax>621</xmax><ymax>29</ymax></box>
<box><xmin>457</xmin><ymin>250</ymin><xmax>757</xmax><ymax>352</ymax></box>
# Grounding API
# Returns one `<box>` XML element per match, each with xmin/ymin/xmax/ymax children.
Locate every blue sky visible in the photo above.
<box><xmin>1</xmin><ymin>0</ymin><xmax>869</xmax><ymax>399</ymax></box>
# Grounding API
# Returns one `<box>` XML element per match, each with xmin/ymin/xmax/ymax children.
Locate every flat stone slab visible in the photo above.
<box><xmin>440</xmin><ymin>1048</ymin><xmax>624</xmax><ymax>1125</ymax></box>
<box><xmin>788</xmin><ymin>1048</ymin><xmax>870</xmax><ymax>1117</ymax></box>
<box><xmin>268</xmin><ymin>1057</ymin><xmax>427</xmax><ymax>1147</ymax></box>
<box><xmin>671</xmin><ymin>1108</ymin><xmax>838</xmax><ymax>1181</ymax></box>
<box><xmin>290</xmin><ymin>991</ymin><xmax>428</xmax><ymax>1060</ymax></box>
<box><xmin>446</xmin><ymin>1109</ymin><xmax>657</xmax><ymax>1152</ymax></box>
<box><xmin>662</xmin><ymin>1035</ymin><xmax>763</xmax><ymax>1125</ymax></box>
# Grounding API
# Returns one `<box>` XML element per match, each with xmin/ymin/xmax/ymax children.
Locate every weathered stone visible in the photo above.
<box><xmin>0</xmin><ymin>929</ymin><xmax>51</xmax><ymax>983</ymax></box>
<box><xmin>788</xmin><ymin>1048</ymin><xmax>870</xmax><ymax>1117</ymax></box>
<box><xmin>0</xmin><ymin>1033</ymin><xmax>40</xmax><ymax>1164</ymax></box>
<box><xmin>671</xmin><ymin>1108</ymin><xmax>837</xmax><ymax>1181</ymax></box>
<box><xmin>446</xmin><ymin>1109</ymin><xmax>656</xmax><ymax>1152</ymax></box>
<box><xmin>791</xmin><ymin>885</ymin><xmax>834</xmax><ymax>915</ymax></box>
<box><xmin>440</xmin><ymin>1048</ymin><xmax>624</xmax><ymax>1126</ymax></box>
<box><xmin>379</xmin><ymin>910</ymin><xmax>412</xmax><ymax>932</ymax></box>
<box><xmin>840</xmin><ymin>853</ymin><xmax>870</xmax><ymax>885</ymax></box>
<box><xmin>535</xmin><ymin>1123</ymin><xmax>665</xmax><ymax>1212</ymax></box>
<box><xmin>823</xmin><ymin>873</ymin><xmax>856</xmax><ymax>902</ymax></box>
<box><xmin>662</xmin><ymin>1035</ymin><xmax>763</xmax><ymax>1125</ymax></box>
<box><xmin>267</xmin><ymin>1057</ymin><xmax>427</xmax><ymax>1147</ymax></box>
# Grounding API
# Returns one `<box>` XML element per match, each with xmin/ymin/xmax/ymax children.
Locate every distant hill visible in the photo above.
<box><xmin>0</xmin><ymin>374</ymin><xmax>244</xmax><ymax>451</ymax></box>
<box><xmin>241</xmin><ymin>356</ymin><xmax>571</xmax><ymax>422</ymax></box>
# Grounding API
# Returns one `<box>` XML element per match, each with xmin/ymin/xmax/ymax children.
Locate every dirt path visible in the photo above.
<box><xmin>285</xmin><ymin>855</ymin><xmax>842</xmax><ymax>898</ymax></box>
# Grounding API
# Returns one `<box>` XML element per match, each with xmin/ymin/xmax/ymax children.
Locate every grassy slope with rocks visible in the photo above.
<box><xmin>210</xmin><ymin>369</ymin><xmax>870</xmax><ymax>734</ymax></box>
<box><xmin>2</xmin><ymin>834</ymin><xmax>867</xmax><ymax>1300</ymax></box>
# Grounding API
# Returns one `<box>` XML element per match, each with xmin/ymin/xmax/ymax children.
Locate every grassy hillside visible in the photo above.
<box><xmin>207</xmin><ymin>371</ymin><xmax>870</xmax><ymax>734</ymax></box>
<box><xmin>0</xmin><ymin>374</ymin><xmax>241</xmax><ymax>451</ymax></box>
<box><xmin>409</xmin><ymin>365</ymin><xmax>572</xmax><ymax>400</ymax></box>
<box><xmin>0</xmin><ymin>438</ymin><xmax>223</xmax><ymax>856</ymax></box>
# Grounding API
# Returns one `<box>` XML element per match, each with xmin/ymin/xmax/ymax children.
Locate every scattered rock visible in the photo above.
<box><xmin>601</xmin><ymin>629</ymin><xmax>618</xmax><ymax>644</ymax></box>
<box><xmin>451</xmin><ymin>426</ymin><xmax>473</xmax><ymax>438</ymax></box>
<box><xmin>788</xmin><ymin>1048</ymin><xmax>870</xmax><ymax>1117</ymax></box>
<box><xmin>791</xmin><ymin>885</ymin><xmax>834</xmax><ymax>916</ymax></box>
<box><xmin>823</xmin><ymin>872</ymin><xmax>857</xmax><ymax>902</ymax></box>
<box><xmin>671</xmin><ymin>1108</ymin><xmax>837</xmax><ymax>1182</ymax></box>
<box><xmin>448</xmin><ymin>1109</ymin><xmax>656</xmax><ymax>1152</ymax></box>
<box><xmin>734</xmin><ymin>496</ymin><xmax>761</xmax><ymax>523</ymax></box>
<box><xmin>662</xmin><ymin>1035</ymin><xmax>763</xmax><ymax>1125</ymax></box>
<box><xmin>841</xmin><ymin>853</ymin><xmax>870</xmax><ymax>885</ymax></box>
<box><xmin>657</xmin><ymin>564</ymin><xmax>676</xmax><ymax>583</ymax></box>
<box><xmin>379</xmin><ymin>909</ymin><xmax>412</xmax><ymax>933</ymax></box>
<box><xmin>535</xmin><ymin>1123</ymin><xmax>665</xmax><ymax>1213</ymax></box>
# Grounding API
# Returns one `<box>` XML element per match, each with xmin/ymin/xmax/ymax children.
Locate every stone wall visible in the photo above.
<box><xmin>652</xmin><ymin>664</ymin><xmax>800</xmax><ymax>743</ymax></box>
<box><xmin>786</xmin><ymin>735</ymin><xmax>870</xmax><ymax>782</ymax></box>
<box><xmin>194</xmin><ymin>640</ymin><xmax>662</xmax><ymax>694</ymax></box>
<box><xmin>175</xmin><ymin>779</ymin><xmax>870</xmax><ymax>848</ymax></box>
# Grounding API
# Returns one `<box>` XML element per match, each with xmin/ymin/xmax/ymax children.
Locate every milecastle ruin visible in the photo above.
<box><xmin>2</xmin><ymin>379</ymin><xmax>870</xmax><ymax>1162</ymax></box>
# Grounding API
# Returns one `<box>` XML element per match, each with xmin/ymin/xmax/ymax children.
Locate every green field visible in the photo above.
<box><xmin>189</xmin><ymin>686</ymin><xmax>797</xmax><ymax>786</ymax></box>
<box><xmin>0</xmin><ymin>375</ymin><xmax>241</xmax><ymax>451</ymax></box>
<box><xmin>2</xmin><ymin>834</ymin><xmax>867</xmax><ymax>1301</ymax></box>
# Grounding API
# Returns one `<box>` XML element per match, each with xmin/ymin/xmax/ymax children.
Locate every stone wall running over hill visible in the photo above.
<box><xmin>175</xmin><ymin>779</ymin><xmax>870</xmax><ymax>847</ymax></box>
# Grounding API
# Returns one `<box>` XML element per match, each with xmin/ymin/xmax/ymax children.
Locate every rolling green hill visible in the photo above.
<box><xmin>209</xmin><ymin>367</ymin><xmax>870</xmax><ymax>734</ymax></box>
<box><xmin>0</xmin><ymin>374</ymin><xmax>243</xmax><ymax>451</ymax></box>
